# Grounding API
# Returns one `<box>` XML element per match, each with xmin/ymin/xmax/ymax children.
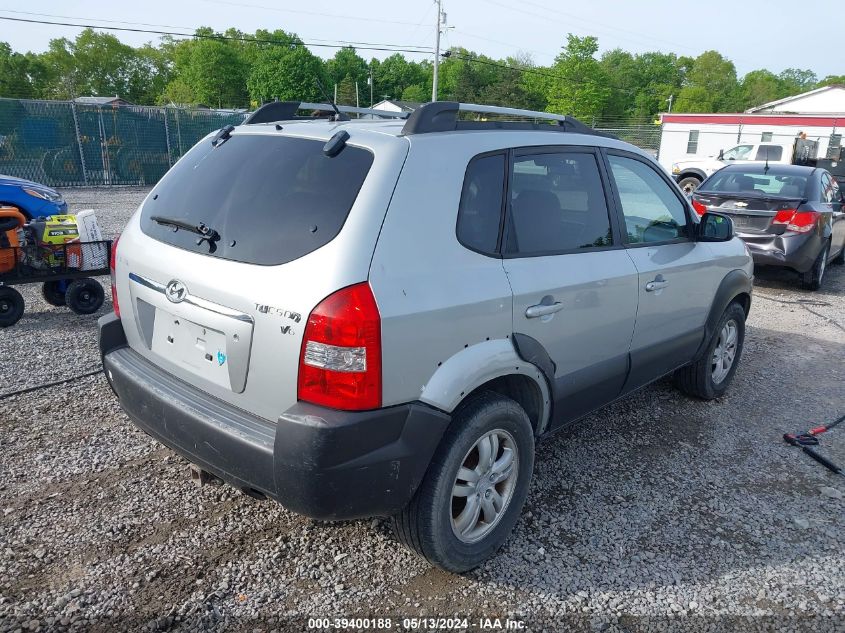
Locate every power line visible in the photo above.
<box><xmin>0</xmin><ymin>15</ymin><xmax>435</xmax><ymax>54</ymax></box>
<box><xmin>199</xmin><ymin>0</ymin><xmax>426</xmax><ymax>28</ymax></box>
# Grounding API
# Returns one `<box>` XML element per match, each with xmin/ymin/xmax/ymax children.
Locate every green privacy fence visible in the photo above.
<box><xmin>0</xmin><ymin>97</ymin><xmax>247</xmax><ymax>187</ymax></box>
<box><xmin>0</xmin><ymin>97</ymin><xmax>663</xmax><ymax>187</ymax></box>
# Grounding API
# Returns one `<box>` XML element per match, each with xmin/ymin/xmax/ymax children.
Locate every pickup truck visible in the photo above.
<box><xmin>671</xmin><ymin>140</ymin><xmax>817</xmax><ymax>194</ymax></box>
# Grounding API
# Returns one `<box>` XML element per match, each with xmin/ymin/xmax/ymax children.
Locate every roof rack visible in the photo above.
<box><xmin>400</xmin><ymin>101</ymin><xmax>615</xmax><ymax>138</ymax></box>
<box><xmin>243</xmin><ymin>101</ymin><xmax>410</xmax><ymax>125</ymax></box>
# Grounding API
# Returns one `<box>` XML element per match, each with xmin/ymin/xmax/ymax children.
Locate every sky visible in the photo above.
<box><xmin>0</xmin><ymin>0</ymin><xmax>841</xmax><ymax>79</ymax></box>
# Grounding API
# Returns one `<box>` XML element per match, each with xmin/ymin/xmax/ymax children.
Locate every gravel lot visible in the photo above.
<box><xmin>1</xmin><ymin>188</ymin><xmax>844</xmax><ymax>632</ymax></box>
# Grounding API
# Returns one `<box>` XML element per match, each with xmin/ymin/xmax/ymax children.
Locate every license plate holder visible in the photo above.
<box><xmin>151</xmin><ymin>308</ymin><xmax>232</xmax><ymax>390</ymax></box>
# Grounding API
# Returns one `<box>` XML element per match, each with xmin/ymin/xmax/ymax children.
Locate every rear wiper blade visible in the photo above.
<box><xmin>150</xmin><ymin>215</ymin><xmax>221</xmax><ymax>251</ymax></box>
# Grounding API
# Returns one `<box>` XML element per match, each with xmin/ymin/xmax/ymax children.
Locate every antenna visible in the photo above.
<box><xmin>315</xmin><ymin>78</ymin><xmax>348</xmax><ymax>121</ymax></box>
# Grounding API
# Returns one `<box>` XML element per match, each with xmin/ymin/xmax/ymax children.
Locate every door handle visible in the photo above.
<box><xmin>525</xmin><ymin>302</ymin><xmax>564</xmax><ymax>318</ymax></box>
<box><xmin>645</xmin><ymin>275</ymin><xmax>669</xmax><ymax>292</ymax></box>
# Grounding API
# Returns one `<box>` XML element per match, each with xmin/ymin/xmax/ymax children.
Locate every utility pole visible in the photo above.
<box><xmin>432</xmin><ymin>0</ymin><xmax>443</xmax><ymax>102</ymax></box>
<box><xmin>666</xmin><ymin>94</ymin><xmax>674</xmax><ymax>113</ymax></box>
<box><xmin>369</xmin><ymin>65</ymin><xmax>374</xmax><ymax>107</ymax></box>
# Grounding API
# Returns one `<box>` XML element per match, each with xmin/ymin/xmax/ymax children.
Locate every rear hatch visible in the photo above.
<box><xmin>114</xmin><ymin>126</ymin><xmax>408</xmax><ymax>422</ymax></box>
<box><xmin>693</xmin><ymin>170</ymin><xmax>806</xmax><ymax>234</ymax></box>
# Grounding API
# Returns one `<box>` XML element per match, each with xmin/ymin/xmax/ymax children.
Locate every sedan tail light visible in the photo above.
<box><xmin>772</xmin><ymin>209</ymin><xmax>819</xmax><ymax>233</ymax></box>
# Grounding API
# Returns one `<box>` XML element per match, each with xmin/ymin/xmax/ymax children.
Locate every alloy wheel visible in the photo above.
<box><xmin>451</xmin><ymin>429</ymin><xmax>520</xmax><ymax>544</ymax></box>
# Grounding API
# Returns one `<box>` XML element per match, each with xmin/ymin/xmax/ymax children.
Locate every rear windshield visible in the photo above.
<box><xmin>140</xmin><ymin>134</ymin><xmax>374</xmax><ymax>265</ymax></box>
<box><xmin>702</xmin><ymin>171</ymin><xmax>807</xmax><ymax>198</ymax></box>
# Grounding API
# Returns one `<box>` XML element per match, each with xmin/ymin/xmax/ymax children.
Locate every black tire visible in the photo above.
<box><xmin>800</xmin><ymin>241</ymin><xmax>829</xmax><ymax>291</ymax></box>
<box><xmin>65</xmin><ymin>278</ymin><xmax>105</xmax><ymax>315</ymax></box>
<box><xmin>391</xmin><ymin>392</ymin><xmax>535</xmax><ymax>573</ymax></box>
<box><xmin>42</xmin><ymin>280</ymin><xmax>67</xmax><ymax>306</ymax></box>
<box><xmin>677</xmin><ymin>176</ymin><xmax>701</xmax><ymax>195</ymax></box>
<box><xmin>0</xmin><ymin>286</ymin><xmax>25</xmax><ymax>327</ymax></box>
<box><xmin>674</xmin><ymin>301</ymin><xmax>745</xmax><ymax>400</ymax></box>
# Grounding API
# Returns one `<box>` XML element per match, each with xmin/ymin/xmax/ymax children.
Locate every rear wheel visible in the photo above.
<box><xmin>801</xmin><ymin>241</ymin><xmax>829</xmax><ymax>291</ymax></box>
<box><xmin>42</xmin><ymin>280</ymin><xmax>67</xmax><ymax>306</ymax></box>
<box><xmin>65</xmin><ymin>278</ymin><xmax>105</xmax><ymax>315</ymax></box>
<box><xmin>674</xmin><ymin>302</ymin><xmax>745</xmax><ymax>400</ymax></box>
<box><xmin>677</xmin><ymin>176</ymin><xmax>701</xmax><ymax>195</ymax></box>
<box><xmin>0</xmin><ymin>286</ymin><xmax>24</xmax><ymax>327</ymax></box>
<box><xmin>391</xmin><ymin>392</ymin><xmax>535</xmax><ymax>573</ymax></box>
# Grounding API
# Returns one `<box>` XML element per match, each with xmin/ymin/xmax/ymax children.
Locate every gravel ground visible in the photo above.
<box><xmin>1</xmin><ymin>188</ymin><xmax>844</xmax><ymax>632</ymax></box>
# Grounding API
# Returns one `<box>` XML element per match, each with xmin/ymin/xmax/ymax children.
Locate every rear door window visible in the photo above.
<box><xmin>505</xmin><ymin>150</ymin><xmax>613</xmax><ymax>255</ymax></box>
<box><xmin>140</xmin><ymin>134</ymin><xmax>374</xmax><ymax>266</ymax></box>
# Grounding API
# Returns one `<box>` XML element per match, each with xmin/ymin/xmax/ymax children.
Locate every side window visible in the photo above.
<box><xmin>506</xmin><ymin>151</ymin><xmax>612</xmax><ymax>255</ymax></box>
<box><xmin>607</xmin><ymin>154</ymin><xmax>688</xmax><ymax>244</ymax></box>
<box><xmin>686</xmin><ymin>130</ymin><xmax>699</xmax><ymax>153</ymax></box>
<box><xmin>755</xmin><ymin>145</ymin><xmax>783</xmax><ymax>161</ymax></box>
<box><xmin>456</xmin><ymin>153</ymin><xmax>505</xmax><ymax>254</ymax></box>
<box><xmin>722</xmin><ymin>145</ymin><xmax>754</xmax><ymax>160</ymax></box>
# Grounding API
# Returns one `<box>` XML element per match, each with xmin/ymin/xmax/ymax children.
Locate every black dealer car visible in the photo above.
<box><xmin>692</xmin><ymin>163</ymin><xmax>845</xmax><ymax>290</ymax></box>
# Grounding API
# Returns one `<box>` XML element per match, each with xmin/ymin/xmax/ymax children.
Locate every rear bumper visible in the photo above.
<box><xmin>98</xmin><ymin>313</ymin><xmax>451</xmax><ymax>520</ymax></box>
<box><xmin>737</xmin><ymin>231</ymin><xmax>822</xmax><ymax>273</ymax></box>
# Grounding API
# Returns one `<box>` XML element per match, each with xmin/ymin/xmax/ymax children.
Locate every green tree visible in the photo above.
<box><xmin>545</xmin><ymin>34</ymin><xmax>610</xmax><ymax>121</ymax></box>
<box><xmin>39</xmin><ymin>30</ymin><xmax>150</xmax><ymax>101</ymax></box>
<box><xmin>401</xmin><ymin>83</ymin><xmax>429</xmax><ymax>102</ymax></box>
<box><xmin>0</xmin><ymin>42</ymin><xmax>37</xmax><ymax>98</ymax></box>
<box><xmin>165</xmin><ymin>28</ymin><xmax>249</xmax><ymax>107</ymax></box>
<box><xmin>817</xmin><ymin>74</ymin><xmax>845</xmax><ymax>87</ymax></box>
<box><xmin>738</xmin><ymin>69</ymin><xmax>784</xmax><ymax>110</ymax></box>
<box><xmin>247</xmin><ymin>44</ymin><xmax>325</xmax><ymax>104</ymax></box>
<box><xmin>779</xmin><ymin>68</ymin><xmax>817</xmax><ymax>95</ymax></box>
<box><xmin>372</xmin><ymin>53</ymin><xmax>428</xmax><ymax>102</ymax></box>
<box><xmin>327</xmin><ymin>47</ymin><xmax>368</xmax><ymax>94</ymax></box>
<box><xmin>674</xmin><ymin>50</ymin><xmax>739</xmax><ymax>112</ymax></box>
<box><xmin>479</xmin><ymin>53</ymin><xmax>545</xmax><ymax>110</ymax></box>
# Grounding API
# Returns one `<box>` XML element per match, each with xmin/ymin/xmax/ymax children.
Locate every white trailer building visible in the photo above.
<box><xmin>657</xmin><ymin>85</ymin><xmax>845</xmax><ymax>172</ymax></box>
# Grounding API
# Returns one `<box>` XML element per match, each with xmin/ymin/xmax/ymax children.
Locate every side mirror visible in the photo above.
<box><xmin>697</xmin><ymin>212</ymin><xmax>733</xmax><ymax>242</ymax></box>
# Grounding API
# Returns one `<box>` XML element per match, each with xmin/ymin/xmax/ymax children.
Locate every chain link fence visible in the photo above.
<box><xmin>0</xmin><ymin>97</ymin><xmax>664</xmax><ymax>187</ymax></box>
<box><xmin>0</xmin><ymin>97</ymin><xmax>247</xmax><ymax>187</ymax></box>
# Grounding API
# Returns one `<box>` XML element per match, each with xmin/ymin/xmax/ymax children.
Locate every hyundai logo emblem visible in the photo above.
<box><xmin>165</xmin><ymin>279</ymin><xmax>187</xmax><ymax>303</ymax></box>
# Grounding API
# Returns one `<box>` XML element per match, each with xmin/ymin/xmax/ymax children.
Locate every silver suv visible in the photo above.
<box><xmin>99</xmin><ymin>101</ymin><xmax>753</xmax><ymax>572</ymax></box>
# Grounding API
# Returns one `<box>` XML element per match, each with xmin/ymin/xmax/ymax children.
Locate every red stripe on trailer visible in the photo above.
<box><xmin>661</xmin><ymin>114</ymin><xmax>843</xmax><ymax>127</ymax></box>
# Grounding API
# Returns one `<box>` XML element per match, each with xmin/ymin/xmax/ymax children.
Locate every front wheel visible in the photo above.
<box><xmin>391</xmin><ymin>392</ymin><xmax>535</xmax><ymax>573</ymax></box>
<box><xmin>674</xmin><ymin>301</ymin><xmax>746</xmax><ymax>400</ymax></box>
<box><xmin>801</xmin><ymin>241</ymin><xmax>829</xmax><ymax>291</ymax></box>
<box><xmin>677</xmin><ymin>176</ymin><xmax>701</xmax><ymax>195</ymax></box>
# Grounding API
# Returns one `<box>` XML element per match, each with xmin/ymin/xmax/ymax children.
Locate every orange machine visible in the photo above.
<box><xmin>0</xmin><ymin>206</ymin><xmax>26</xmax><ymax>274</ymax></box>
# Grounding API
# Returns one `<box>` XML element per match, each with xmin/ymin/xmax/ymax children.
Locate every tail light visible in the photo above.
<box><xmin>110</xmin><ymin>235</ymin><xmax>120</xmax><ymax>318</ymax></box>
<box><xmin>298</xmin><ymin>282</ymin><xmax>381</xmax><ymax>411</ymax></box>
<box><xmin>692</xmin><ymin>200</ymin><xmax>707</xmax><ymax>216</ymax></box>
<box><xmin>772</xmin><ymin>209</ymin><xmax>818</xmax><ymax>233</ymax></box>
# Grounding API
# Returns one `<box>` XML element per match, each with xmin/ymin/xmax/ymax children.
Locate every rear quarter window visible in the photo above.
<box><xmin>140</xmin><ymin>134</ymin><xmax>374</xmax><ymax>266</ymax></box>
